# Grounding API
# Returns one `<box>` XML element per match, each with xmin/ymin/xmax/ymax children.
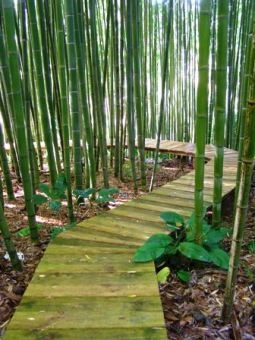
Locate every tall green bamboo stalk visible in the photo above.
<box><xmin>88</xmin><ymin>0</ymin><xmax>109</xmax><ymax>188</ymax></box>
<box><xmin>0</xmin><ymin>201</ymin><xmax>22</xmax><ymax>271</ymax></box>
<box><xmin>0</xmin><ymin>122</ymin><xmax>14</xmax><ymax>200</ymax></box>
<box><xmin>132</xmin><ymin>0</ymin><xmax>146</xmax><ymax>188</ymax></box>
<box><xmin>64</xmin><ymin>0</ymin><xmax>83</xmax><ymax>190</ymax></box>
<box><xmin>1</xmin><ymin>0</ymin><xmax>38</xmax><ymax>242</ymax></box>
<box><xmin>212</xmin><ymin>1</ymin><xmax>229</xmax><ymax>227</ymax></box>
<box><xmin>26</xmin><ymin>0</ymin><xmax>57</xmax><ymax>186</ymax></box>
<box><xmin>234</xmin><ymin>0</ymin><xmax>254</xmax><ymax>208</ymax></box>
<box><xmin>0</xmin><ymin>174</ymin><xmax>4</xmax><ymax>209</ymax></box>
<box><xmin>0</xmin><ymin>27</ymin><xmax>21</xmax><ymax>181</ymax></box>
<box><xmin>222</xmin><ymin>21</ymin><xmax>255</xmax><ymax>322</ymax></box>
<box><xmin>76</xmin><ymin>0</ymin><xmax>96</xmax><ymax>189</ymax></box>
<box><xmin>126</xmin><ymin>0</ymin><xmax>137</xmax><ymax>192</ymax></box>
<box><xmin>194</xmin><ymin>0</ymin><xmax>211</xmax><ymax>243</ymax></box>
<box><xmin>54</xmin><ymin>0</ymin><xmax>74</xmax><ymax>221</ymax></box>
<box><xmin>149</xmin><ymin>0</ymin><xmax>173</xmax><ymax>192</ymax></box>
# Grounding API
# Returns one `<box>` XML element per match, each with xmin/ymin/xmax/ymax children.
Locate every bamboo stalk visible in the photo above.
<box><xmin>222</xmin><ymin>20</ymin><xmax>255</xmax><ymax>322</ymax></box>
<box><xmin>1</xmin><ymin>0</ymin><xmax>38</xmax><ymax>242</ymax></box>
<box><xmin>212</xmin><ymin>1</ymin><xmax>229</xmax><ymax>227</ymax></box>
<box><xmin>194</xmin><ymin>0</ymin><xmax>211</xmax><ymax>243</ymax></box>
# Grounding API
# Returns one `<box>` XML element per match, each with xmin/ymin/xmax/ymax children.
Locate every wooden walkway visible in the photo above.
<box><xmin>4</xmin><ymin>140</ymin><xmax>238</xmax><ymax>340</ymax></box>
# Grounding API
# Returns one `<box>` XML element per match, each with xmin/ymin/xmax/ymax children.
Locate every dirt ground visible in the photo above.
<box><xmin>0</xmin><ymin>158</ymin><xmax>255</xmax><ymax>339</ymax></box>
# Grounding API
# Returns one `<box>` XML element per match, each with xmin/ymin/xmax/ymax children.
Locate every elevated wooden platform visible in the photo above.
<box><xmin>4</xmin><ymin>140</ymin><xmax>238</xmax><ymax>339</ymax></box>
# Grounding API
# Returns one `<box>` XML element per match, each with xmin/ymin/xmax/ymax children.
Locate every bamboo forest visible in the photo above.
<box><xmin>0</xmin><ymin>0</ymin><xmax>255</xmax><ymax>338</ymax></box>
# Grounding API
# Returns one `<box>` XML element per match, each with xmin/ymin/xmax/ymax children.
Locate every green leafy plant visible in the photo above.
<box><xmin>73</xmin><ymin>188</ymin><xmax>96</xmax><ymax>205</ymax></box>
<box><xmin>16</xmin><ymin>224</ymin><xmax>44</xmax><ymax>237</ymax></box>
<box><xmin>177</xmin><ymin>270</ymin><xmax>192</xmax><ymax>282</ymax></box>
<box><xmin>33</xmin><ymin>174</ymin><xmax>67</xmax><ymax>212</ymax></box>
<box><xmin>247</xmin><ymin>240</ymin><xmax>255</xmax><ymax>253</ymax></box>
<box><xmin>133</xmin><ymin>211</ymin><xmax>230</xmax><ymax>272</ymax></box>
<box><xmin>157</xmin><ymin>267</ymin><xmax>171</xmax><ymax>284</ymax></box>
<box><xmin>51</xmin><ymin>222</ymin><xmax>76</xmax><ymax>240</ymax></box>
<box><xmin>73</xmin><ymin>187</ymin><xmax>119</xmax><ymax>206</ymax></box>
<box><xmin>95</xmin><ymin>187</ymin><xmax>119</xmax><ymax>205</ymax></box>
<box><xmin>122</xmin><ymin>161</ymin><xmax>133</xmax><ymax>179</ymax></box>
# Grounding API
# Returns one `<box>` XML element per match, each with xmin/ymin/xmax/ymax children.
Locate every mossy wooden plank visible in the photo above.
<box><xmin>7</xmin><ymin>296</ymin><xmax>165</xmax><ymax>330</ymax></box>
<box><xmin>125</xmin><ymin>200</ymin><xmax>193</xmax><ymax>216</ymax></box>
<box><xmin>53</xmin><ymin>235</ymin><xmax>138</xmax><ymax>249</ymax></box>
<box><xmin>183</xmin><ymin>172</ymin><xmax>237</xmax><ymax>181</ymax></box>
<box><xmin>46</xmin><ymin>242</ymin><xmax>135</xmax><ymax>255</ymax></box>
<box><xmin>59</xmin><ymin>225</ymin><xmax>144</xmax><ymax>246</ymax></box>
<box><xmin>137</xmin><ymin>195</ymin><xmax>196</xmax><ymax>209</ymax></box>
<box><xmin>74</xmin><ymin>222</ymin><xmax>162</xmax><ymax>245</ymax></box>
<box><xmin>74</xmin><ymin>223</ymin><xmax>160</xmax><ymax>242</ymax></box>
<box><xmin>76</xmin><ymin>216</ymin><xmax>163</xmax><ymax>240</ymax></box>
<box><xmin>163</xmin><ymin>180</ymin><xmax>234</xmax><ymax>191</ymax></box>
<box><xmin>22</xmin><ymin>271</ymin><xmax>160</xmax><ymax>298</ymax></box>
<box><xmin>59</xmin><ymin>229</ymin><xmax>142</xmax><ymax>247</ymax></box>
<box><xmin>37</xmin><ymin>253</ymin><xmax>152</xmax><ymax>274</ymax></box>
<box><xmin>152</xmin><ymin>187</ymin><xmax>213</xmax><ymax>203</ymax></box>
<box><xmin>4</xmin><ymin>327</ymin><xmax>167</xmax><ymax>340</ymax></box>
<box><xmin>109</xmin><ymin>204</ymin><xmax>191</xmax><ymax>220</ymax></box>
<box><xmin>158</xmin><ymin>182</ymin><xmax>214</xmax><ymax>195</ymax></box>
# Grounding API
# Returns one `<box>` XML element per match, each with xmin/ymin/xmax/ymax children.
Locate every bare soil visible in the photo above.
<box><xmin>0</xmin><ymin>158</ymin><xmax>255</xmax><ymax>339</ymax></box>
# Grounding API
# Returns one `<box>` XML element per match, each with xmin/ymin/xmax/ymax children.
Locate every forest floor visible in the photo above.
<box><xmin>0</xmin><ymin>158</ymin><xmax>255</xmax><ymax>339</ymax></box>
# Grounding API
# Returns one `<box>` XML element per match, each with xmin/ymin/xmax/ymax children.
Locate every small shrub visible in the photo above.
<box><xmin>133</xmin><ymin>210</ymin><xmax>231</xmax><ymax>282</ymax></box>
<box><xmin>33</xmin><ymin>173</ymin><xmax>67</xmax><ymax>212</ymax></box>
<box><xmin>73</xmin><ymin>187</ymin><xmax>119</xmax><ymax>207</ymax></box>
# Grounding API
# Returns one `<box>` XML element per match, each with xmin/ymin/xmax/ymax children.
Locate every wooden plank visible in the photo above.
<box><xmin>21</xmin><ymin>271</ymin><xmax>160</xmax><ymax>298</ymax></box>
<box><xmin>37</xmin><ymin>253</ymin><xmax>152</xmax><ymax>274</ymax></box>
<box><xmin>6</xmin><ymin>296</ymin><xmax>166</xmax><ymax>330</ymax></box>
<box><xmin>5</xmin><ymin>328</ymin><xmax>167</xmax><ymax>340</ymax></box>
<box><xmin>137</xmin><ymin>195</ymin><xmax>196</xmax><ymax>209</ymax></box>
<box><xmin>109</xmin><ymin>204</ymin><xmax>191</xmax><ymax>220</ymax></box>
<box><xmin>59</xmin><ymin>225</ymin><xmax>144</xmax><ymax>246</ymax></box>
<box><xmin>77</xmin><ymin>215</ymin><xmax>164</xmax><ymax>239</ymax></box>
<box><xmin>51</xmin><ymin>235</ymin><xmax>138</xmax><ymax>250</ymax></box>
<box><xmin>46</xmin><ymin>242</ymin><xmax>136</xmax><ymax>255</ymax></box>
<box><xmin>152</xmin><ymin>187</ymin><xmax>213</xmax><ymax>202</ymax></box>
<box><xmin>125</xmin><ymin>200</ymin><xmax>194</xmax><ymax>216</ymax></box>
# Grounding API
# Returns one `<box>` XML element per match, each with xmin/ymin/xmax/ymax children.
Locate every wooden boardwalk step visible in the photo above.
<box><xmin>5</xmin><ymin>140</ymin><xmax>238</xmax><ymax>340</ymax></box>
